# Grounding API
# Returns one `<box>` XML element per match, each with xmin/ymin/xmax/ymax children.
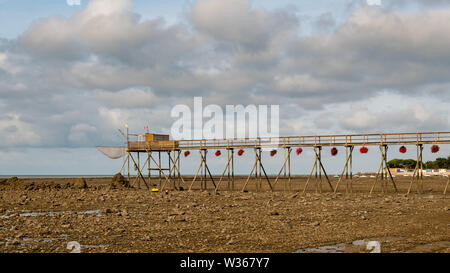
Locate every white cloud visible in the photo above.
<box><xmin>0</xmin><ymin>113</ymin><xmax>41</xmax><ymax>147</ymax></box>
<box><xmin>0</xmin><ymin>0</ymin><xmax>449</xmax><ymax>154</ymax></box>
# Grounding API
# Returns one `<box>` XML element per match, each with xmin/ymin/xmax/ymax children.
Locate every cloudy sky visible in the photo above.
<box><xmin>0</xmin><ymin>0</ymin><xmax>449</xmax><ymax>175</ymax></box>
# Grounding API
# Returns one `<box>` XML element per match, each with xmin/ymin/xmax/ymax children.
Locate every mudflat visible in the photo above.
<box><xmin>0</xmin><ymin>176</ymin><xmax>448</xmax><ymax>253</ymax></box>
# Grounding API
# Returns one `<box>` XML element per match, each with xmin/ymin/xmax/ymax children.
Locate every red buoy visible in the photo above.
<box><xmin>399</xmin><ymin>146</ymin><xmax>407</xmax><ymax>153</ymax></box>
<box><xmin>360</xmin><ymin>146</ymin><xmax>369</xmax><ymax>154</ymax></box>
<box><xmin>296</xmin><ymin>147</ymin><xmax>303</xmax><ymax>155</ymax></box>
<box><xmin>270</xmin><ymin>150</ymin><xmax>277</xmax><ymax>157</ymax></box>
<box><xmin>331</xmin><ymin>147</ymin><xmax>338</xmax><ymax>156</ymax></box>
<box><xmin>215</xmin><ymin>150</ymin><xmax>221</xmax><ymax>156</ymax></box>
<box><xmin>184</xmin><ymin>151</ymin><xmax>190</xmax><ymax>157</ymax></box>
<box><xmin>237</xmin><ymin>149</ymin><xmax>244</xmax><ymax>156</ymax></box>
<box><xmin>431</xmin><ymin>145</ymin><xmax>440</xmax><ymax>153</ymax></box>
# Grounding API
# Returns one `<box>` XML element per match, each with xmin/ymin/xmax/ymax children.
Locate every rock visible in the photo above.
<box><xmin>311</xmin><ymin>221</ymin><xmax>320</xmax><ymax>227</ymax></box>
<box><xmin>269</xmin><ymin>211</ymin><xmax>279</xmax><ymax>216</ymax></box>
<box><xmin>71</xmin><ymin>178</ymin><xmax>87</xmax><ymax>189</ymax></box>
<box><xmin>110</xmin><ymin>173</ymin><xmax>130</xmax><ymax>189</ymax></box>
<box><xmin>6</xmin><ymin>177</ymin><xmax>19</xmax><ymax>184</ymax></box>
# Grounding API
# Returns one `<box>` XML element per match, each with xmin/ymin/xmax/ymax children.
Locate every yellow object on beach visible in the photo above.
<box><xmin>151</xmin><ymin>188</ymin><xmax>159</xmax><ymax>192</ymax></box>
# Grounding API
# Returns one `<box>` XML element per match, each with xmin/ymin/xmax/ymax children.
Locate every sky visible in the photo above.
<box><xmin>0</xmin><ymin>0</ymin><xmax>449</xmax><ymax>175</ymax></box>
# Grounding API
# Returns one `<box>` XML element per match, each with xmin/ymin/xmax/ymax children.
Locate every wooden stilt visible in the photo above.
<box><xmin>273</xmin><ymin>148</ymin><xmax>292</xmax><ymax>188</ymax></box>
<box><xmin>167</xmin><ymin>150</ymin><xmax>185</xmax><ymax>189</ymax></box>
<box><xmin>313</xmin><ymin>147</ymin><xmax>334</xmax><ymax>192</ymax></box>
<box><xmin>407</xmin><ymin>144</ymin><xmax>423</xmax><ymax>195</ymax></box>
<box><xmin>288</xmin><ymin>147</ymin><xmax>292</xmax><ymax>191</ymax></box>
<box><xmin>188</xmin><ymin>149</ymin><xmax>215</xmax><ymax>191</ymax></box>
<box><xmin>369</xmin><ymin>145</ymin><xmax>397</xmax><ymax>195</ymax></box>
<box><xmin>303</xmin><ymin>147</ymin><xmax>318</xmax><ymax>194</ymax></box>
<box><xmin>214</xmin><ymin>152</ymin><xmax>234</xmax><ymax>194</ymax></box>
<box><xmin>231</xmin><ymin>148</ymin><xmax>235</xmax><ymax>191</ymax></box>
<box><xmin>383</xmin><ymin>145</ymin><xmax>397</xmax><ymax>193</ymax></box>
<box><xmin>158</xmin><ymin>151</ymin><xmax>162</xmax><ymax>189</ymax></box>
<box><xmin>148</xmin><ymin>151</ymin><xmax>151</xmax><ymax>187</ymax></box>
<box><xmin>242</xmin><ymin>149</ymin><xmax>259</xmax><ymax>192</ymax></box>
<box><xmin>242</xmin><ymin>148</ymin><xmax>272</xmax><ymax>192</ymax></box>
<box><xmin>118</xmin><ymin>153</ymin><xmax>129</xmax><ymax>174</ymax></box>
<box><xmin>444</xmin><ymin>176</ymin><xmax>449</xmax><ymax>195</ymax></box>
<box><xmin>149</xmin><ymin>153</ymin><xmax>172</xmax><ymax>191</ymax></box>
<box><xmin>370</xmin><ymin>146</ymin><xmax>387</xmax><ymax>195</ymax></box>
<box><xmin>137</xmin><ymin>152</ymin><xmax>140</xmax><ymax>189</ymax></box>
<box><xmin>129</xmin><ymin>153</ymin><xmax>150</xmax><ymax>190</ymax></box>
<box><xmin>334</xmin><ymin>146</ymin><xmax>354</xmax><ymax>194</ymax></box>
<box><xmin>349</xmin><ymin>147</ymin><xmax>353</xmax><ymax>193</ymax></box>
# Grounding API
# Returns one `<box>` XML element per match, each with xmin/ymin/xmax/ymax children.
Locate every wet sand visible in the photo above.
<box><xmin>0</xmin><ymin>176</ymin><xmax>448</xmax><ymax>253</ymax></box>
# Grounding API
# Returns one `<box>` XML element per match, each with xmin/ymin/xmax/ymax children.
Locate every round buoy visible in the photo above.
<box><xmin>296</xmin><ymin>147</ymin><xmax>303</xmax><ymax>155</ymax></box>
<box><xmin>431</xmin><ymin>145</ymin><xmax>440</xmax><ymax>153</ymax></box>
<box><xmin>360</xmin><ymin>146</ymin><xmax>369</xmax><ymax>154</ymax></box>
<box><xmin>237</xmin><ymin>149</ymin><xmax>244</xmax><ymax>156</ymax></box>
<box><xmin>331</xmin><ymin>147</ymin><xmax>338</xmax><ymax>156</ymax></box>
<box><xmin>399</xmin><ymin>146</ymin><xmax>407</xmax><ymax>153</ymax></box>
<box><xmin>270</xmin><ymin>150</ymin><xmax>277</xmax><ymax>157</ymax></box>
<box><xmin>184</xmin><ymin>151</ymin><xmax>190</xmax><ymax>157</ymax></box>
<box><xmin>215</xmin><ymin>150</ymin><xmax>221</xmax><ymax>156</ymax></box>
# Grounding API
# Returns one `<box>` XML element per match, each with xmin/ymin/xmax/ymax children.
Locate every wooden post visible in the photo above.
<box><xmin>317</xmin><ymin>146</ymin><xmax>322</xmax><ymax>193</ymax></box>
<box><xmin>137</xmin><ymin>152</ymin><xmax>140</xmax><ymax>189</ymax></box>
<box><xmin>273</xmin><ymin>148</ymin><xmax>292</xmax><ymax>188</ymax></box>
<box><xmin>444</xmin><ymin>176</ymin><xmax>449</xmax><ymax>195</ymax></box>
<box><xmin>349</xmin><ymin>146</ymin><xmax>353</xmax><ymax>193</ymax></box>
<box><xmin>148</xmin><ymin>151</ymin><xmax>151</xmax><ymax>187</ymax></box>
<box><xmin>231</xmin><ymin>148</ymin><xmax>235</xmax><ymax>191</ymax></box>
<box><xmin>227</xmin><ymin>148</ymin><xmax>231</xmax><ymax>190</ymax></box>
<box><xmin>345</xmin><ymin>146</ymin><xmax>349</xmax><ymax>179</ymax></box>
<box><xmin>129</xmin><ymin>153</ymin><xmax>150</xmax><ymax>190</ymax></box>
<box><xmin>255</xmin><ymin>147</ymin><xmax>259</xmax><ymax>192</ymax></box>
<box><xmin>149</xmin><ymin>153</ymin><xmax>172</xmax><ymax>190</ymax></box>
<box><xmin>158</xmin><ymin>151</ymin><xmax>162</xmax><ymax>188</ymax></box>
<box><xmin>407</xmin><ymin>144</ymin><xmax>423</xmax><ymax>195</ymax></box>
<box><xmin>242</xmin><ymin>148</ymin><xmax>272</xmax><ymax>192</ymax></box>
<box><xmin>288</xmin><ymin>147</ymin><xmax>292</xmax><ymax>191</ymax></box>
<box><xmin>214</xmin><ymin>151</ymin><xmax>234</xmax><ymax>194</ymax></box>
<box><xmin>313</xmin><ymin>147</ymin><xmax>334</xmax><ymax>193</ymax></box>
<box><xmin>258</xmin><ymin>148</ymin><xmax>262</xmax><ymax>191</ymax></box>
<box><xmin>334</xmin><ymin>146</ymin><xmax>353</xmax><ymax>194</ymax></box>
<box><xmin>303</xmin><ymin>147</ymin><xmax>318</xmax><ymax>194</ymax></box>
<box><xmin>242</xmin><ymin>149</ymin><xmax>259</xmax><ymax>192</ymax></box>
<box><xmin>383</xmin><ymin>145</ymin><xmax>397</xmax><ymax>193</ymax></box>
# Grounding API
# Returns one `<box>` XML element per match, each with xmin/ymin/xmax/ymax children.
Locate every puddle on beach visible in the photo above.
<box><xmin>294</xmin><ymin>237</ymin><xmax>403</xmax><ymax>253</ymax></box>
<box><xmin>4</xmin><ymin>235</ymin><xmax>108</xmax><ymax>252</ymax></box>
<box><xmin>1</xmin><ymin>209</ymin><xmax>103</xmax><ymax>218</ymax></box>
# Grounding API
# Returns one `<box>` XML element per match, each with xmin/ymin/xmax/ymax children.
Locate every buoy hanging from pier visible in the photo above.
<box><xmin>270</xmin><ymin>150</ymin><xmax>277</xmax><ymax>157</ymax></box>
<box><xmin>296</xmin><ymin>147</ymin><xmax>303</xmax><ymax>155</ymax></box>
<box><xmin>399</xmin><ymin>146</ymin><xmax>407</xmax><ymax>153</ymax></box>
<box><xmin>360</xmin><ymin>146</ymin><xmax>369</xmax><ymax>154</ymax></box>
<box><xmin>237</xmin><ymin>149</ymin><xmax>244</xmax><ymax>156</ymax></box>
<box><xmin>431</xmin><ymin>145</ymin><xmax>440</xmax><ymax>153</ymax></box>
<box><xmin>215</xmin><ymin>150</ymin><xmax>221</xmax><ymax>156</ymax></box>
<box><xmin>331</xmin><ymin>147</ymin><xmax>338</xmax><ymax>156</ymax></box>
<box><xmin>184</xmin><ymin>151</ymin><xmax>190</xmax><ymax>157</ymax></box>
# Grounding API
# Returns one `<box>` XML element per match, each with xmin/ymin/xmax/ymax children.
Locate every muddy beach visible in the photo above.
<box><xmin>0</xmin><ymin>175</ymin><xmax>448</xmax><ymax>253</ymax></box>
